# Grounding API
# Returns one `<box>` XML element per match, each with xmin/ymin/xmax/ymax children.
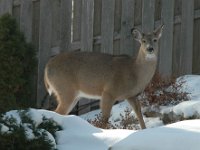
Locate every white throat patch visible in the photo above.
<box><xmin>145</xmin><ymin>53</ymin><xmax>157</xmax><ymax>61</ymax></box>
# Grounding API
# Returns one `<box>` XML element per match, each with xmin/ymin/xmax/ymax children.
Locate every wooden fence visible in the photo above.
<box><xmin>0</xmin><ymin>0</ymin><xmax>200</xmax><ymax>114</ymax></box>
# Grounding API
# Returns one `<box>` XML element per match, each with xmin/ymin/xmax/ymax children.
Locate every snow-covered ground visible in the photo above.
<box><xmin>1</xmin><ymin>75</ymin><xmax>200</xmax><ymax>150</ymax></box>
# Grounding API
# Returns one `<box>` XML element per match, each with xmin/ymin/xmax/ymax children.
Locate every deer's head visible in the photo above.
<box><xmin>131</xmin><ymin>25</ymin><xmax>164</xmax><ymax>61</ymax></box>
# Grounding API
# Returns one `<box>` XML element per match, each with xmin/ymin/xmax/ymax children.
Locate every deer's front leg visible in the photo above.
<box><xmin>127</xmin><ymin>97</ymin><xmax>146</xmax><ymax>129</ymax></box>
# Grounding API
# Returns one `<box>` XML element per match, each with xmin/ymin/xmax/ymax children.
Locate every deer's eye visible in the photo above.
<box><xmin>153</xmin><ymin>38</ymin><xmax>157</xmax><ymax>42</ymax></box>
<box><xmin>142</xmin><ymin>39</ymin><xmax>146</xmax><ymax>43</ymax></box>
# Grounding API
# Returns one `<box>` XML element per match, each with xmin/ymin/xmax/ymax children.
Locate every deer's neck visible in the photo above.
<box><xmin>135</xmin><ymin>48</ymin><xmax>157</xmax><ymax>88</ymax></box>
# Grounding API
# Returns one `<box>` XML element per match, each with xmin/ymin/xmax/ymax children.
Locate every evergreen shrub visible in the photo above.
<box><xmin>0</xmin><ymin>14</ymin><xmax>37</xmax><ymax>113</ymax></box>
<box><xmin>0</xmin><ymin>110</ymin><xmax>61</xmax><ymax>150</ymax></box>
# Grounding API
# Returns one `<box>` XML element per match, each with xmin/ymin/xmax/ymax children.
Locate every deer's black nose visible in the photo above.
<box><xmin>147</xmin><ymin>47</ymin><xmax>154</xmax><ymax>53</ymax></box>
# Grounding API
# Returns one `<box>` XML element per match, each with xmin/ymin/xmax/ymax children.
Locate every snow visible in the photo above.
<box><xmin>3</xmin><ymin>109</ymin><xmax>200</xmax><ymax>150</ymax></box>
<box><xmin>112</xmin><ymin>120</ymin><xmax>200</xmax><ymax>150</ymax></box>
<box><xmin>3</xmin><ymin>110</ymin><xmax>22</xmax><ymax>124</ymax></box>
<box><xmin>23</xmin><ymin>123</ymin><xmax>36</xmax><ymax>140</ymax></box>
<box><xmin>162</xmin><ymin>100</ymin><xmax>200</xmax><ymax>118</ymax></box>
<box><xmin>144</xmin><ymin>117</ymin><xmax>163</xmax><ymax>128</ymax></box>
<box><xmin>1</xmin><ymin>75</ymin><xmax>200</xmax><ymax>149</ymax></box>
<box><xmin>0</xmin><ymin>124</ymin><xmax>9</xmax><ymax>133</ymax></box>
<box><xmin>177</xmin><ymin>75</ymin><xmax>200</xmax><ymax>100</ymax></box>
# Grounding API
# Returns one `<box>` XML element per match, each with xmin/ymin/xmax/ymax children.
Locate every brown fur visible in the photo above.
<box><xmin>44</xmin><ymin>25</ymin><xmax>163</xmax><ymax>129</ymax></box>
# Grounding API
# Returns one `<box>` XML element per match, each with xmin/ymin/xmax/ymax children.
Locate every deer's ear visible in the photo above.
<box><xmin>154</xmin><ymin>24</ymin><xmax>164</xmax><ymax>39</ymax></box>
<box><xmin>131</xmin><ymin>28</ymin><xmax>142</xmax><ymax>41</ymax></box>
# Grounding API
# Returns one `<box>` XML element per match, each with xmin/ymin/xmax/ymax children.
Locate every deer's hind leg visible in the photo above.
<box><xmin>54</xmin><ymin>88</ymin><xmax>77</xmax><ymax>115</ymax></box>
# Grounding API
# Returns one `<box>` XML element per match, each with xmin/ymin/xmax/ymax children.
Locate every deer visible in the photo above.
<box><xmin>44</xmin><ymin>25</ymin><xmax>163</xmax><ymax>129</ymax></box>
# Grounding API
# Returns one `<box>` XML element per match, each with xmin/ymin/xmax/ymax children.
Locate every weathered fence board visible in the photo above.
<box><xmin>172</xmin><ymin>24</ymin><xmax>182</xmax><ymax>75</ymax></box>
<box><xmin>13</xmin><ymin>4</ymin><xmax>20</xmax><ymax>25</ymax></box>
<box><xmin>134</xmin><ymin>0</ymin><xmax>142</xmax><ymax>26</ymax></box>
<box><xmin>194</xmin><ymin>0</ymin><xmax>200</xmax><ymax>9</ymax></box>
<box><xmin>180</xmin><ymin>0</ymin><xmax>194</xmax><ymax>75</ymax></box>
<box><xmin>73</xmin><ymin>0</ymin><xmax>81</xmax><ymax>42</ymax></box>
<box><xmin>120</xmin><ymin>0</ymin><xmax>135</xmax><ymax>56</ymax></box>
<box><xmin>193</xmin><ymin>0</ymin><xmax>200</xmax><ymax>74</ymax></box>
<box><xmin>0</xmin><ymin>0</ymin><xmax>12</xmax><ymax>15</ymax></box>
<box><xmin>32</xmin><ymin>0</ymin><xmax>40</xmax><ymax>50</ymax></box>
<box><xmin>155</xmin><ymin>0</ymin><xmax>161</xmax><ymax>21</ymax></box>
<box><xmin>93</xmin><ymin>0</ymin><xmax>102</xmax><ymax>52</ymax></box>
<box><xmin>193</xmin><ymin>19</ymin><xmax>200</xmax><ymax>74</ymax></box>
<box><xmin>37</xmin><ymin>0</ymin><xmax>53</xmax><ymax>107</ymax></box>
<box><xmin>159</xmin><ymin>0</ymin><xmax>174</xmax><ymax>76</ymax></box>
<box><xmin>51</xmin><ymin>0</ymin><xmax>60</xmax><ymax>51</ymax></box>
<box><xmin>142</xmin><ymin>0</ymin><xmax>155</xmax><ymax>32</ymax></box>
<box><xmin>113</xmin><ymin>0</ymin><xmax>121</xmax><ymax>55</ymax></box>
<box><xmin>174</xmin><ymin>0</ymin><xmax>182</xmax><ymax>16</ymax></box>
<box><xmin>20</xmin><ymin>0</ymin><xmax>32</xmax><ymax>42</ymax></box>
<box><xmin>101</xmin><ymin>0</ymin><xmax>115</xmax><ymax>54</ymax></box>
<box><xmin>81</xmin><ymin>0</ymin><xmax>94</xmax><ymax>52</ymax></box>
<box><xmin>60</xmin><ymin>0</ymin><xmax>72</xmax><ymax>52</ymax></box>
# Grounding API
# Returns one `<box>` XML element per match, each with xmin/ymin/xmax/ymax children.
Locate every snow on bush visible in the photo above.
<box><xmin>0</xmin><ymin>109</ymin><xmax>61</xmax><ymax>150</ymax></box>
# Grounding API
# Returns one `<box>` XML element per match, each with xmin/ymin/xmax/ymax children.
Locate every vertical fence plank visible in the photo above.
<box><xmin>172</xmin><ymin>24</ymin><xmax>181</xmax><ymax>75</ymax></box>
<box><xmin>113</xmin><ymin>0</ymin><xmax>121</xmax><ymax>55</ymax></box>
<box><xmin>120</xmin><ymin>0</ymin><xmax>135</xmax><ymax>56</ymax></box>
<box><xmin>32</xmin><ymin>1</ymin><xmax>40</xmax><ymax>50</ymax></box>
<box><xmin>12</xmin><ymin>5</ymin><xmax>20</xmax><ymax>24</ymax></box>
<box><xmin>193</xmin><ymin>19</ymin><xmax>200</xmax><ymax>74</ymax></box>
<box><xmin>20</xmin><ymin>0</ymin><xmax>36</xmax><ymax>105</ymax></box>
<box><xmin>37</xmin><ymin>0</ymin><xmax>53</xmax><ymax>107</ymax></box>
<box><xmin>174</xmin><ymin>0</ymin><xmax>182</xmax><ymax>16</ymax></box>
<box><xmin>81</xmin><ymin>0</ymin><xmax>94</xmax><ymax>52</ymax></box>
<box><xmin>134</xmin><ymin>0</ymin><xmax>142</xmax><ymax>26</ymax></box>
<box><xmin>142</xmin><ymin>0</ymin><xmax>155</xmax><ymax>32</ymax></box>
<box><xmin>101</xmin><ymin>0</ymin><xmax>115</xmax><ymax>54</ymax></box>
<box><xmin>159</xmin><ymin>0</ymin><xmax>174</xmax><ymax>76</ymax></box>
<box><xmin>51</xmin><ymin>0</ymin><xmax>60</xmax><ymax>49</ymax></box>
<box><xmin>20</xmin><ymin>0</ymin><xmax>32</xmax><ymax>42</ymax></box>
<box><xmin>0</xmin><ymin>0</ymin><xmax>13</xmax><ymax>15</ymax></box>
<box><xmin>60</xmin><ymin>0</ymin><xmax>72</xmax><ymax>52</ymax></box>
<box><xmin>73</xmin><ymin>0</ymin><xmax>81</xmax><ymax>43</ymax></box>
<box><xmin>155</xmin><ymin>0</ymin><xmax>161</xmax><ymax>21</ymax></box>
<box><xmin>93</xmin><ymin>0</ymin><xmax>102</xmax><ymax>52</ymax></box>
<box><xmin>180</xmin><ymin>0</ymin><xmax>194</xmax><ymax>74</ymax></box>
<box><xmin>93</xmin><ymin>0</ymin><xmax>101</xmax><ymax>37</ymax></box>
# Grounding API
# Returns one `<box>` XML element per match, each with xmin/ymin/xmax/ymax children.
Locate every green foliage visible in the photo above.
<box><xmin>0</xmin><ymin>14</ymin><xmax>37</xmax><ymax>112</ymax></box>
<box><xmin>38</xmin><ymin>117</ymin><xmax>62</xmax><ymax>138</ymax></box>
<box><xmin>0</xmin><ymin>110</ymin><xmax>62</xmax><ymax>150</ymax></box>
